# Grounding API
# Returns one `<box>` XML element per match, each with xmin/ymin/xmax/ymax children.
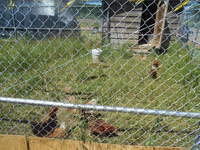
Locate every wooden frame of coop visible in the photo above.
<box><xmin>102</xmin><ymin>0</ymin><xmax>188</xmax><ymax>54</ymax></box>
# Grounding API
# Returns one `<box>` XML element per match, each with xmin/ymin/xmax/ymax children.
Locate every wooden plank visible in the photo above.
<box><xmin>110</xmin><ymin>27</ymin><xmax>138</xmax><ymax>33</ymax></box>
<box><xmin>0</xmin><ymin>135</ymin><xmax>27</xmax><ymax>150</ymax></box>
<box><xmin>168</xmin><ymin>19</ymin><xmax>179</xmax><ymax>26</ymax></box>
<box><xmin>116</xmin><ymin>9</ymin><xmax>142</xmax><ymax>17</ymax></box>
<box><xmin>0</xmin><ymin>135</ymin><xmax>185</xmax><ymax>150</ymax></box>
<box><xmin>168</xmin><ymin>24</ymin><xmax>179</xmax><ymax>30</ymax></box>
<box><xmin>110</xmin><ymin>22</ymin><xmax>140</xmax><ymax>29</ymax></box>
<box><xmin>167</xmin><ymin>14</ymin><xmax>180</xmax><ymax>20</ymax></box>
<box><xmin>168</xmin><ymin>17</ymin><xmax>180</xmax><ymax>23</ymax></box>
<box><xmin>110</xmin><ymin>16</ymin><xmax>141</xmax><ymax>23</ymax></box>
<box><xmin>110</xmin><ymin>33</ymin><xmax>138</xmax><ymax>39</ymax></box>
<box><xmin>167</xmin><ymin>14</ymin><xmax>180</xmax><ymax>31</ymax></box>
<box><xmin>103</xmin><ymin>26</ymin><xmax>138</xmax><ymax>30</ymax></box>
<box><xmin>28</xmin><ymin>137</ymin><xmax>185</xmax><ymax>150</ymax></box>
<box><xmin>29</xmin><ymin>137</ymin><xmax>62</xmax><ymax>150</ymax></box>
<box><xmin>132</xmin><ymin>43</ymin><xmax>154</xmax><ymax>54</ymax></box>
<box><xmin>111</xmin><ymin>39</ymin><xmax>138</xmax><ymax>45</ymax></box>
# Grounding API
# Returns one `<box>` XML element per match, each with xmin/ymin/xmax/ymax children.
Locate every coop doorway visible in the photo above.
<box><xmin>138</xmin><ymin>0</ymin><xmax>159</xmax><ymax>45</ymax></box>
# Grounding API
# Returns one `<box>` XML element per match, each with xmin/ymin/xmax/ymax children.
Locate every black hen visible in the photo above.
<box><xmin>31</xmin><ymin>107</ymin><xmax>58</xmax><ymax>137</ymax></box>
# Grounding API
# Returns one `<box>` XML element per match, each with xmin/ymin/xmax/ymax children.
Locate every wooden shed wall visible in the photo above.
<box><xmin>102</xmin><ymin>7</ymin><xmax>180</xmax><ymax>45</ymax></box>
<box><xmin>103</xmin><ymin>7</ymin><xmax>142</xmax><ymax>45</ymax></box>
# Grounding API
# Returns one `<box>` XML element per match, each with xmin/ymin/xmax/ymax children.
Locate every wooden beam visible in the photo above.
<box><xmin>0</xmin><ymin>135</ymin><xmax>186</xmax><ymax>150</ymax></box>
<box><xmin>151</xmin><ymin>2</ymin><xmax>169</xmax><ymax>49</ymax></box>
<box><xmin>28</xmin><ymin>137</ymin><xmax>185</xmax><ymax>150</ymax></box>
<box><xmin>0</xmin><ymin>135</ymin><xmax>27</xmax><ymax>150</ymax></box>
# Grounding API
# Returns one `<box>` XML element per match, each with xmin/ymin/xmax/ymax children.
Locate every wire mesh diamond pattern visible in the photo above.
<box><xmin>0</xmin><ymin>0</ymin><xmax>200</xmax><ymax>149</ymax></box>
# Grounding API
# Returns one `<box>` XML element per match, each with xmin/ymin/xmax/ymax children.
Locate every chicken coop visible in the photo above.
<box><xmin>102</xmin><ymin>0</ymin><xmax>184</xmax><ymax>54</ymax></box>
<box><xmin>0</xmin><ymin>0</ymin><xmax>79</xmax><ymax>39</ymax></box>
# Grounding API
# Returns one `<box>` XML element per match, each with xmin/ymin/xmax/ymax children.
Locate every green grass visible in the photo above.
<box><xmin>0</xmin><ymin>32</ymin><xmax>199</xmax><ymax>148</ymax></box>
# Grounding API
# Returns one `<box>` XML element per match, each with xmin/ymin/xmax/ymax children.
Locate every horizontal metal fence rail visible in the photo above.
<box><xmin>0</xmin><ymin>27</ymin><xmax>96</xmax><ymax>32</ymax></box>
<box><xmin>0</xmin><ymin>97</ymin><xmax>200</xmax><ymax>119</ymax></box>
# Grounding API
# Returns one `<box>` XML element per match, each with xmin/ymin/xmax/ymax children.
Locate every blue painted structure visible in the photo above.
<box><xmin>0</xmin><ymin>0</ymin><xmax>79</xmax><ymax>38</ymax></box>
<box><xmin>82</xmin><ymin>0</ymin><xmax>102</xmax><ymax>6</ymax></box>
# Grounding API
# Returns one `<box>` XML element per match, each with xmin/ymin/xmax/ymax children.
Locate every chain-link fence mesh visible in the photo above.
<box><xmin>0</xmin><ymin>0</ymin><xmax>200</xmax><ymax>149</ymax></box>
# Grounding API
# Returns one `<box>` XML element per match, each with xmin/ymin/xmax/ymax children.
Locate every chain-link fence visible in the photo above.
<box><xmin>0</xmin><ymin>0</ymin><xmax>200</xmax><ymax>149</ymax></box>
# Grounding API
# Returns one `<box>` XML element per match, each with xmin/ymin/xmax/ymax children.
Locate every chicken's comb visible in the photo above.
<box><xmin>49</xmin><ymin>107</ymin><xmax>59</xmax><ymax>114</ymax></box>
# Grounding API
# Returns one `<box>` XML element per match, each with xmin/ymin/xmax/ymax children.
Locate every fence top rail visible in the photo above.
<box><xmin>0</xmin><ymin>97</ymin><xmax>200</xmax><ymax>119</ymax></box>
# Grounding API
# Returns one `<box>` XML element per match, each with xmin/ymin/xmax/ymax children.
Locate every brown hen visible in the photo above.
<box><xmin>152</xmin><ymin>59</ymin><xmax>160</xmax><ymax>68</ymax></box>
<box><xmin>149</xmin><ymin>68</ymin><xmax>157</xmax><ymax>79</ymax></box>
<box><xmin>88</xmin><ymin>118</ymin><xmax>118</xmax><ymax>137</ymax></box>
<box><xmin>82</xmin><ymin>111</ymin><xmax>118</xmax><ymax>137</ymax></box>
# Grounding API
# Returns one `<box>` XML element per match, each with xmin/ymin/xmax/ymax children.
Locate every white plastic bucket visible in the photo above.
<box><xmin>91</xmin><ymin>48</ymin><xmax>102</xmax><ymax>63</ymax></box>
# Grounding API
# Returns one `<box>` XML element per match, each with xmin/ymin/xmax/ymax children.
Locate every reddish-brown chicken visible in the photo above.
<box><xmin>149</xmin><ymin>59</ymin><xmax>160</xmax><ymax>79</ymax></box>
<box><xmin>149</xmin><ymin>68</ymin><xmax>157</xmax><ymax>79</ymax></box>
<box><xmin>81</xmin><ymin>111</ymin><xmax>118</xmax><ymax>137</ymax></box>
<box><xmin>88</xmin><ymin>118</ymin><xmax>118</xmax><ymax>137</ymax></box>
<box><xmin>47</xmin><ymin>122</ymin><xmax>73</xmax><ymax>138</ymax></box>
<box><xmin>31</xmin><ymin>107</ymin><xmax>58</xmax><ymax>137</ymax></box>
<box><xmin>152</xmin><ymin>59</ymin><xmax>160</xmax><ymax>68</ymax></box>
<box><xmin>47</xmin><ymin>128</ymin><xmax>66</xmax><ymax>138</ymax></box>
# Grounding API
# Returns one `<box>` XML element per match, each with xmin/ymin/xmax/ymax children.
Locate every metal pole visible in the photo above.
<box><xmin>192</xmin><ymin>122</ymin><xmax>200</xmax><ymax>150</ymax></box>
<box><xmin>0</xmin><ymin>97</ymin><xmax>200</xmax><ymax>119</ymax></box>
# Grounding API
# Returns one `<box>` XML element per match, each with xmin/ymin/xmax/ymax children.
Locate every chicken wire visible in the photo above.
<box><xmin>0</xmin><ymin>0</ymin><xmax>200</xmax><ymax>149</ymax></box>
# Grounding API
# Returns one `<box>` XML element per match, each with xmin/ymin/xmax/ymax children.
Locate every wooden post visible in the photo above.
<box><xmin>152</xmin><ymin>0</ymin><xmax>169</xmax><ymax>49</ymax></box>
